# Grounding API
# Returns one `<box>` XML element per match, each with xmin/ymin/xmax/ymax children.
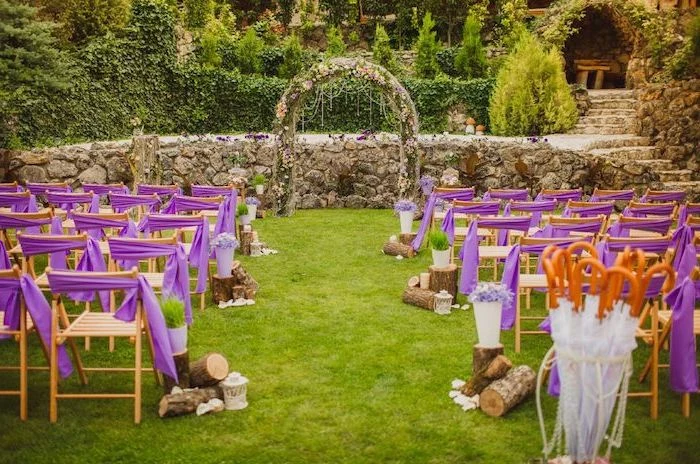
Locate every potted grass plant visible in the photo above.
<box><xmin>237</xmin><ymin>203</ymin><xmax>250</xmax><ymax>226</ymax></box>
<box><xmin>211</xmin><ymin>232</ymin><xmax>239</xmax><ymax>277</ymax></box>
<box><xmin>394</xmin><ymin>199</ymin><xmax>417</xmax><ymax>234</ymax></box>
<box><xmin>427</xmin><ymin>228</ymin><xmax>450</xmax><ymax>268</ymax></box>
<box><xmin>468</xmin><ymin>283</ymin><xmax>513</xmax><ymax>347</ymax></box>
<box><xmin>252</xmin><ymin>174</ymin><xmax>266</xmax><ymax>195</ymax></box>
<box><xmin>161</xmin><ymin>297</ymin><xmax>187</xmax><ymax>353</ymax></box>
<box><xmin>245</xmin><ymin>196</ymin><xmax>260</xmax><ymax>221</ymax></box>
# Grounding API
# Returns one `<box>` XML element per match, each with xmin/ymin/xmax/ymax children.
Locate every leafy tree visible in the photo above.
<box><xmin>184</xmin><ymin>0</ymin><xmax>215</xmax><ymax>29</ymax></box>
<box><xmin>200</xmin><ymin>13</ymin><xmax>236</xmax><ymax>68</ymax></box>
<box><xmin>425</xmin><ymin>0</ymin><xmax>464</xmax><ymax>47</ymax></box>
<box><xmin>394</xmin><ymin>0</ymin><xmax>419</xmax><ymax>50</ymax></box>
<box><xmin>235</xmin><ymin>28</ymin><xmax>264</xmax><ymax>74</ymax></box>
<box><xmin>320</xmin><ymin>0</ymin><xmax>353</xmax><ymax>26</ymax></box>
<box><xmin>489</xmin><ymin>32</ymin><xmax>577</xmax><ymax>136</ymax></box>
<box><xmin>36</xmin><ymin>0</ymin><xmax>130</xmax><ymax>43</ymax></box>
<box><xmin>372</xmin><ymin>23</ymin><xmax>397</xmax><ymax>73</ymax></box>
<box><xmin>0</xmin><ymin>0</ymin><xmax>69</xmax><ymax>146</ymax></box>
<box><xmin>278</xmin><ymin>33</ymin><xmax>303</xmax><ymax>78</ymax></box>
<box><xmin>496</xmin><ymin>0</ymin><xmax>528</xmax><ymax>50</ymax></box>
<box><xmin>325</xmin><ymin>26</ymin><xmax>346</xmax><ymax>57</ymax></box>
<box><xmin>454</xmin><ymin>13</ymin><xmax>486</xmax><ymax>79</ymax></box>
<box><xmin>414</xmin><ymin>11</ymin><xmax>441</xmax><ymax>79</ymax></box>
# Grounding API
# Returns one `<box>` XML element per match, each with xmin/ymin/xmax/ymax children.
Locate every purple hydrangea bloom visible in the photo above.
<box><xmin>394</xmin><ymin>199</ymin><xmax>417</xmax><ymax>213</ymax></box>
<box><xmin>245</xmin><ymin>196</ymin><xmax>261</xmax><ymax>206</ymax></box>
<box><xmin>210</xmin><ymin>233</ymin><xmax>239</xmax><ymax>250</ymax></box>
<box><xmin>468</xmin><ymin>282</ymin><xmax>514</xmax><ymax>305</ymax></box>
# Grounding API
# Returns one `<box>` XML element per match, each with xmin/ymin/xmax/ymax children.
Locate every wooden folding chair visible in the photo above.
<box><xmin>642</xmin><ymin>189</ymin><xmax>686</xmax><ymax>204</ymax></box>
<box><xmin>0</xmin><ymin>210</ymin><xmax>55</xmax><ymax>254</ymax></box>
<box><xmin>0</xmin><ymin>181</ymin><xmax>21</xmax><ymax>192</ymax></box>
<box><xmin>548</xmin><ymin>215</ymin><xmax>607</xmax><ymax>241</ymax></box>
<box><xmin>626</xmin><ymin>200</ymin><xmax>677</xmax><ymax>219</ymax></box>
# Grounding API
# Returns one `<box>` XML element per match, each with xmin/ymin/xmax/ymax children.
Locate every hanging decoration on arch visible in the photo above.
<box><xmin>272</xmin><ymin>58</ymin><xmax>421</xmax><ymax>216</ymax></box>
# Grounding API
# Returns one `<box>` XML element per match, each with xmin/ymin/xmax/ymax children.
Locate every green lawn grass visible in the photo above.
<box><xmin>0</xmin><ymin>209</ymin><xmax>698</xmax><ymax>463</ymax></box>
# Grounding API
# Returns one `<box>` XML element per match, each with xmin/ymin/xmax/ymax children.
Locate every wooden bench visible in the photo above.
<box><xmin>574</xmin><ymin>59</ymin><xmax>612</xmax><ymax>89</ymax></box>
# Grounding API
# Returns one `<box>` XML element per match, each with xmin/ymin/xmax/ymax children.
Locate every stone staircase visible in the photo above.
<box><xmin>572</xmin><ymin>90</ymin><xmax>638</xmax><ymax>135</ymax></box>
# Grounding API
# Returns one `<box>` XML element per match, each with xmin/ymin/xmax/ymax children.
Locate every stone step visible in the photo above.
<box><xmin>577</xmin><ymin>115</ymin><xmax>636</xmax><ymax>126</ymax></box>
<box><xmin>570</xmin><ymin>124</ymin><xmax>636</xmax><ymax>135</ymax></box>
<box><xmin>587</xmin><ymin>108</ymin><xmax>637</xmax><ymax>116</ymax></box>
<box><xmin>589</xmin><ymin>98</ymin><xmax>637</xmax><ymax>110</ymax></box>
<box><xmin>659</xmin><ymin>169</ymin><xmax>694</xmax><ymax>182</ymax></box>
<box><xmin>662</xmin><ymin>181</ymin><xmax>700</xmax><ymax>201</ymax></box>
<box><xmin>587</xmin><ymin>146</ymin><xmax>658</xmax><ymax>160</ymax></box>
<box><xmin>588</xmin><ymin>89</ymin><xmax>636</xmax><ymax>99</ymax></box>
<box><xmin>634</xmin><ymin>159</ymin><xmax>675</xmax><ymax>170</ymax></box>
<box><xmin>586</xmin><ymin>136</ymin><xmax>651</xmax><ymax>149</ymax></box>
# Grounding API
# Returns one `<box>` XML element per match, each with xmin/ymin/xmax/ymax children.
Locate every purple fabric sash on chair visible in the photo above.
<box><xmin>606</xmin><ymin>217</ymin><xmax>673</xmax><ymax>238</ymax></box>
<box><xmin>535</xmin><ymin>190</ymin><xmax>582</xmax><ymax>203</ymax></box>
<box><xmin>136</xmin><ymin>184</ymin><xmax>182</xmax><ymax>197</ymax></box>
<box><xmin>439</xmin><ymin>202</ymin><xmax>501</xmax><ymax>244</ymax></box>
<box><xmin>458</xmin><ymin>216</ymin><xmax>532</xmax><ymax>294</ymax></box>
<box><xmin>641</xmin><ymin>190</ymin><xmax>686</xmax><ymax>203</ymax></box>
<box><xmin>108</xmin><ymin>238</ymin><xmax>193</xmax><ymax>325</ymax></box>
<box><xmin>191</xmin><ymin>185</ymin><xmax>238</xmax><ymax>197</ymax></box>
<box><xmin>534</xmin><ymin>219</ymin><xmax>604</xmax><ymax>239</ymax></box>
<box><xmin>412</xmin><ymin>189</ymin><xmax>476</xmax><ymax>250</ymax></box>
<box><xmin>72</xmin><ymin>213</ymin><xmax>137</xmax><ymax>241</ymax></box>
<box><xmin>0</xmin><ymin>184</ymin><xmax>23</xmax><ymax>193</ymax></box>
<box><xmin>0</xmin><ymin>274</ymin><xmax>73</xmax><ymax>378</ymax></box>
<box><xmin>562</xmin><ymin>202</ymin><xmax>614</xmax><ymax>218</ymax></box>
<box><xmin>677</xmin><ymin>204</ymin><xmax>700</xmax><ymax>226</ymax></box>
<box><xmin>137</xmin><ymin>214</ymin><xmax>210</xmax><ymax>294</ymax></box>
<box><xmin>482</xmin><ymin>189</ymin><xmax>529</xmax><ymax>201</ymax></box>
<box><xmin>109</xmin><ymin>193</ymin><xmax>161</xmax><ymax>214</ymax></box>
<box><xmin>81</xmin><ymin>183</ymin><xmax>130</xmax><ymax>198</ymax></box>
<box><xmin>161</xmin><ymin>194</ymin><xmax>235</xmax><ymax>235</ymax></box>
<box><xmin>25</xmin><ymin>183</ymin><xmax>71</xmax><ymax>195</ymax></box>
<box><xmin>589</xmin><ymin>190</ymin><xmax>635</xmax><ymax>202</ymax></box>
<box><xmin>0</xmin><ymin>213</ymin><xmax>60</xmax><ymax>235</ymax></box>
<box><xmin>595</xmin><ymin>237</ymin><xmax>672</xmax><ymax>267</ymax></box>
<box><xmin>0</xmin><ymin>242</ymin><xmax>11</xmax><ymax>311</ymax></box>
<box><xmin>664</xmin><ymin>277</ymin><xmax>700</xmax><ymax>394</ymax></box>
<box><xmin>500</xmin><ymin>237</ymin><xmax>588</xmax><ymax>330</ymax></box>
<box><xmin>503</xmin><ymin>200</ymin><xmax>558</xmax><ymax>228</ymax></box>
<box><xmin>45</xmin><ymin>191</ymin><xmax>100</xmax><ymax>215</ymax></box>
<box><xmin>0</xmin><ymin>193</ymin><xmax>38</xmax><ymax>213</ymax></box>
<box><xmin>672</xmin><ymin>223</ymin><xmax>700</xmax><ymax>282</ymax></box>
<box><xmin>46</xmin><ymin>270</ymin><xmax>177</xmax><ymax>381</ymax></box>
<box><xmin>623</xmin><ymin>203</ymin><xmax>675</xmax><ymax>217</ymax></box>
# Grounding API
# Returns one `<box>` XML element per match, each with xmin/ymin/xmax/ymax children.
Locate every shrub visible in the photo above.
<box><xmin>489</xmin><ymin>32</ymin><xmax>577</xmax><ymax>136</ymax></box>
<box><xmin>160</xmin><ymin>297</ymin><xmax>185</xmax><ymax>328</ymax></box>
<box><xmin>236</xmin><ymin>28</ymin><xmax>264</xmax><ymax>74</ymax></box>
<box><xmin>184</xmin><ymin>0</ymin><xmax>214</xmax><ymax>30</ymax></box>
<box><xmin>43</xmin><ymin>0</ymin><xmax>131</xmax><ymax>43</ymax></box>
<box><xmin>237</xmin><ymin>203</ymin><xmax>249</xmax><ymax>216</ymax></box>
<box><xmin>278</xmin><ymin>34</ymin><xmax>304</xmax><ymax>79</ymax></box>
<box><xmin>436</xmin><ymin>47</ymin><xmax>459</xmax><ymax>77</ymax></box>
<box><xmin>454</xmin><ymin>13</ymin><xmax>487</xmax><ymax>79</ymax></box>
<box><xmin>414</xmin><ymin>12</ymin><xmax>441</xmax><ymax>79</ymax></box>
<box><xmin>199</xmin><ymin>15</ymin><xmax>235</xmax><ymax>68</ymax></box>
<box><xmin>427</xmin><ymin>229</ymin><xmax>449</xmax><ymax>251</ymax></box>
<box><xmin>372</xmin><ymin>24</ymin><xmax>397</xmax><ymax>73</ymax></box>
<box><xmin>260</xmin><ymin>46</ymin><xmax>284</xmax><ymax>76</ymax></box>
<box><xmin>496</xmin><ymin>0</ymin><xmax>528</xmax><ymax>50</ymax></box>
<box><xmin>325</xmin><ymin>26</ymin><xmax>346</xmax><ymax>57</ymax></box>
<box><xmin>252</xmin><ymin>174</ymin><xmax>267</xmax><ymax>185</ymax></box>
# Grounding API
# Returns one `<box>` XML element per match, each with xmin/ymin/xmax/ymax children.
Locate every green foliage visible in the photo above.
<box><xmin>372</xmin><ymin>24</ymin><xmax>397</xmax><ymax>73</ymax></box>
<box><xmin>184</xmin><ymin>0</ymin><xmax>214</xmax><ymax>29</ymax></box>
<box><xmin>252</xmin><ymin>174</ymin><xmax>267</xmax><ymax>185</ymax></box>
<box><xmin>454</xmin><ymin>13</ymin><xmax>487</xmax><ymax>80</ymax></box>
<box><xmin>414</xmin><ymin>12</ymin><xmax>441</xmax><ymax>79</ymax></box>
<box><xmin>320</xmin><ymin>0</ymin><xmax>352</xmax><ymax>25</ymax></box>
<box><xmin>199</xmin><ymin>14</ymin><xmax>236</xmax><ymax>68</ymax></box>
<box><xmin>236</xmin><ymin>28</ymin><xmax>264</xmax><ymax>74</ymax></box>
<box><xmin>237</xmin><ymin>202</ymin><xmax>249</xmax><ymax>216</ymax></box>
<box><xmin>489</xmin><ymin>32</ymin><xmax>577</xmax><ymax>136</ymax></box>
<box><xmin>664</xmin><ymin>12</ymin><xmax>700</xmax><ymax>80</ymax></box>
<box><xmin>38</xmin><ymin>0</ymin><xmax>131</xmax><ymax>43</ymax></box>
<box><xmin>394</xmin><ymin>1</ymin><xmax>419</xmax><ymax>49</ymax></box>
<box><xmin>436</xmin><ymin>47</ymin><xmax>458</xmax><ymax>77</ymax></box>
<box><xmin>325</xmin><ymin>26</ymin><xmax>346</xmax><ymax>57</ymax></box>
<box><xmin>348</xmin><ymin>30</ymin><xmax>360</xmax><ymax>45</ymax></box>
<box><xmin>427</xmin><ymin>228</ymin><xmax>449</xmax><ymax>251</ymax></box>
<box><xmin>496</xmin><ymin>0</ymin><xmax>528</xmax><ymax>50</ymax></box>
<box><xmin>277</xmin><ymin>0</ymin><xmax>295</xmax><ymax>26</ymax></box>
<box><xmin>278</xmin><ymin>34</ymin><xmax>303</xmax><ymax>79</ymax></box>
<box><xmin>260</xmin><ymin>46</ymin><xmax>285</xmax><ymax>76</ymax></box>
<box><xmin>160</xmin><ymin>297</ymin><xmax>186</xmax><ymax>328</ymax></box>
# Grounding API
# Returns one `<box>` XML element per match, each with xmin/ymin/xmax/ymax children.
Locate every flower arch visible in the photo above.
<box><xmin>272</xmin><ymin>57</ymin><xmax>420</xmax><ymax>216</ymax></box>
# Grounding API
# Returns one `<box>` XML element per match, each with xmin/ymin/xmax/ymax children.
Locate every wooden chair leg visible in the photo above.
<box><xmin>142</xmin><ymin>315</ymin><xmax>162</xmax><ymax>387</ymax></box>
<box><xmin>515</xmin><ymin>289</ymin><xmax>522</xmax><ymax>353</ymax></box>
<box><xmin>19</xmin><ymin>303</ymin><xmax>28</xmax><ymax>421</ymax></box>
<box><xmin>58</xmin><ymin>300</ymin><xmax>87</xmax><ymax>385</ymax></box>
<box><xmin>682</xmin><ymin>394</ymin><xmax>690</xmax><ymax>418</ymax></box>
<box><xmin>134</xmin><ymin>307</ymin><xmax>143</xmax><ymax>424</ymax></box>
<box><xmin>651</xmin><ymin>301</ymin><xmax>659</xmax><ymax>420</ymax></box>
<box><xmin>49</xmin><ymin>300</ymin><xmax>59</xmax><ymax>423</ymax></box>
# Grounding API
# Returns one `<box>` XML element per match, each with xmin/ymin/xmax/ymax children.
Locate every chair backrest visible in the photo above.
<box><xmin>642</xmin><ymin>189</ymin><xmax>686</xmax><ymax>203</ymax></box>
<box><xmin>17</xmin><ymin>232</ymin><xmax>89</xmax><ymax>277</ymax></box>
<box><xmin>191</xmin><ymin>185</ymin><xmax>238</xmax><ymax>197</ymax></box>
<box><xmin>25</xmin><ymin>182</ymin><xmax>70</xmax><ymax>195</ymax></box>
<box><xmin>46</xmin><ymin>267</ymin><xmax>141</xmax><ymax>298</ymax></box>
<box><xmin>483</xmin><ymin>188</ymin><xmax>529</xmax><ymax>201</ymax></box>
<box><xmin>549</xmin><ymin>215</ymin><xmax>606</xmax><ymax>237</ymax></box>
<box><xmin>72</xmin><ymin>212</ymin><xmax>130</xmax><ymax>229</ymax></box>
<box><xmin>45</xmin><ymin>191</ymin><xmax>98</xmax><ymax>214</ymax></box>
<box><xmin>625</xmin><ymin>200</ymin><xmax>676</xmax><ymax>218</ymax></box>
<box><xmin>0</xmin><ymin>191</ymin><xmax>32</xmax><ymax>210</ymax></box>
<box><xmin>564</xmin><ymin>200</ymin><xmax>615</xmax><ymax>218</ymax></box>
<box><xmin>107</xmin><ymin>235</ymin><xmax>181</xmax><ymax>262</ymax></box>
<box><xmin>616</xmin><ymin>216</ymin><xmax>673</xmax><ymax>235</ymax></box>
<box><xmin>163</xmin><ymin>194</ymin><xmax>224</xmax><ymax>214</ymax></box>
<box><xmin>81</xmin><ymin>183</ymin><xmax>129</xmax><ymax>198</ymax></box>
<box><xmin>452</xmin><ymin>200</ymin><xmax>501</xmax><ymax>215</ymax></box>
<box><xmin>474</xmin><ymin>215</ymin><xmax>532</xmax><ymax>232</ymax></box>
<box><xmin>590</xmin><ymin>188</ymin><xmax>635</xmax><ymax>202</ymax></box>
<box><xmin>0</xmin><ymin>181</ymin><xmax>20</xmax><ymax>193</ymax></box>
<box><xmin>509</xmin><ymin>200</ymin><xmax>558</xmax><ymax>213</ymax></box>
<box><xmin>606</xmin><ymin>235</ymin><xmax>673</xmax><ymax>253</ymax></box>
<box><xmin>0</xmin><ymin>210</ymin><xmax>56</xmax><ymax>248</ymax></box>
<box><xmin>136</xmin><ymin>184</ymin><xmax>180</xmax><ymax>197</ymax></box>
<box><xmin>537</xmin><ymin>188</ymin><xmax>582</xmax><ymax>203</ymax></box>
<box><xmin>109</xmin><ymin>193</ymin><xmax>161</xmax><ymax>216</ymax></box>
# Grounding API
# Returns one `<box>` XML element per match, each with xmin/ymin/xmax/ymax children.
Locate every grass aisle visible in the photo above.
<box><xmin>0</xmin><ymin>209</ymin><xmax>698</xmax><ymax>463</ymax></box>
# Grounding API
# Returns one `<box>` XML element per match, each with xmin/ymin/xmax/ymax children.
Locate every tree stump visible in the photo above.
<box><xmin>212</xmin><ymin>275</ymin><xmax>235</xmax><ymax>301</ymax></box>
<box><xmin>472</xmin><ymin>344</ymin><xmax>505</xmax><ymax>377</ymax></box>
<box><xmin>399</xmin><ymin>233</ymin><xmax>417</xmax><ymax>246</ymax></box>
<box><xmin>240</xmin><ymin>230</ymin><xmax>254</xmax><ymax>256</ymax></box>
<box><xmin>428</xmin><ymin>264</ymin><xmax>458</xmax><ymax>301</ymax></box>
<box><xmin>383</xmin><ymin>242</ymin><xmax>415</xmax><ymax>258</ymax></box>
<box><xmin>163</xmin><ymin>350</ymin><xmax>190</xmax><ymax>394</ymax></box>
<box><xmin>232</xmin><ymin>261</ymin><xmax>259</xmax><ymax>294</ymax></box>
<box><xmin>158</xmin><ymin>386</ymin><xmax>223</xmax><ymax>418</ymax></box>
<box><xmin>189</xmin><ymin>353</ymin><xmax>229</xmax><ymax>388</ymax></box>
<box><xmin>460</xmin><ymin>355</ymin><xmax>512</xmax><ymax>397</ymax></box>
<box><xmin>480</xmin><ymin>365</ymin><xmax>536</xmax><ymax>417</ymax></box>
<box><xmin>407</xmin><ymin>276</ymin><xmax>419</xmax><ymax>288</ymax></box>
<box><xmin>211</xmin><ymin>261</ymin><xmax>258</xmax><ymax>303</ymax></box>
<box><xmin>402</xmin><ymin>287</ymin><xmax>435</xmax><ymax>310</ymax></box>
<box><xmin>128</xmin><ymin>135</ymin><xmax>161</xmax><ymax>184</ymax></box>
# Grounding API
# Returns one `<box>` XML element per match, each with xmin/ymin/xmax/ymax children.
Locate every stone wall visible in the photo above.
<box><xmin>637</xmin><ymin>79</ymin><xmax>700</xmax><ymax>175</ymax></box>
<box><xmin>0</xmin><ymin>135</ymin><xmax>661</xmax><ymax>207</ymax></box>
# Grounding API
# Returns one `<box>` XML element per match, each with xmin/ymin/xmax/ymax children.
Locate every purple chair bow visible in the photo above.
<box><xmin>606</xmin><ymin>217</ymin><xmax>673</xmax><ymax>238</ymax></box>
<box><xmin>677</xmin><ymin>204</ymin><xmax>700</xmax><ymax>226</ymax></box>
<box><xmin>161</xmin><ymin>194</ymin><xmax>235</xmax><ymax>235</ymax></box>
<box><xmin>589</xmin><ymin>189</ymin><xmax>635</xmax><ymax>202</ymax></box>
<box><xmin>534</xmin><ymin>218</ymin><xmax>605</xmax><ymax>239</ymax></box>
<box><xmin>664</xmin><ymin>276</ymin><xmax>700</xmax><ymax>394</ymax></box>
<box><xmin>595</xmin><ymin>237</ymin><xmax>672</xmax><ymax>267</ymax></box>
<box><xmin>82</xmin><ymin>183</ymin><xmax>130</xmax><ymax>198</ymax></box>
<box><xmin>535</xmin><ymin>189</ymin><xmax>582</xmax><ymax>203</ymax></box>
<box><xmin>136</xmin><ymin>184</ymin><xmax>182</xmax><ymax>197</ymax></box>
<box><xmin>623</xmin><ymin>202</ymin><xmax>675</xmax><ymax>218</ymax></box>
<box><xmin>108</xmin><ymin>237</ymin><xmax>193</xmax><ymax>325</ymax></box>
<box><xmin>0</xmin><ymin>192</ymin><xmax>38</xmax><ymax>213</ymax></box>
<box><xmin>562</xmin><ymin>202</ymin><xmax>614</xmax><ymax>218</ymax></box>
<box><xmin>459</xmin><ymin>216</ymin><xmax>532</xmax><ymax>294</ymax></box>
<box><xmin>45</xmin><ymin>191</ymin><xmax>100</xmax><ymax>215</ymax></box>
<box><xmin>672</xmin><ymin>222</ymin><xmax>700</xmax><ymax>282</ymax></box>
<box><xmin>0</xmin><ymin>270</ymin><xmax>73</xmax><ymax>378</ymax></box>
<box><xmin>191</xmin><ymin>185</ymin><xmax>238</xmax><ymax>197</ymax></box>
<box><xmin>482</xmin><ymin>189</ymin><xmax>529</xmax><ymax>201</ymax></box>
<box><xmin>641</xmin><ymin>190</ymin><xmax>686</xmax><ymax>203</ymax></box>
<box><xmin>503</xmin><ymin>199</ymin><xmax>558</xmax><ymax>228</ymax></box>
<box><xmin>46</xmin><ymin>269</ymin><xmax>177</xmax><ymax>381</ymax></box>
<box><xmin>109</xmin><ymin>193</ymin><xmax>161</xmax><ymax>214</ymax></box>
<box><xmin>412</xmin><ymin>188</ymin><xmax>476</xmax><ymax>250</ymax></box>
<box><xmin>72</xmin><ymin>212</ymin><xmax>137</xmax><ymax>241</ymax></box>
<box><xmin>0</xmin><ymin>182</ymin><xmax>23</xmax><ymax>193</ymax></box>
<box><xmin>440</xmin><ymin>201</ymin><xmax>500</xmax><ymax>244</ymax></box>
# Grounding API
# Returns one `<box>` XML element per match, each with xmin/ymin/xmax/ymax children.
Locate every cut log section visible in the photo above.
<box><xmin>163</xmin><ymin>350</ymin><xmax>191</xmax><ymax>394</ymax></box>
<box><xmin>240</xmin><ymin>230</ymin><xmax>254</xmax><ymax>256</ymax></box>
<box><xmin>407</xmin><ymin>275</ymin><xmax>420</xmax><ymax>288</ymax></box>
<box><xmin>189</xmin><ymin>353</ymin><xmax>229</xmax><ymax>388</ymax></box>
<box><xmin>232</xmin><ymin>261</ymin><xmax>259</xmax><ymax>294</ymax></box>
<box><xmin>212</xmin><ymin>275</ymin><xmax>235</xmax><ymax>302</ymax></box>
<box><xmin>472</xmin><ymin>344</ymin><xmax>504</xmax><ymax>377</ymax></box>
<box><xmin>158</xmin><ymin>386</ymin><xmax>223</xmax><ymax>418</ymax></box>
<box><xmin>428</xmin><ymin>264</ymin><xmax>458</xmax><ymax>300</ymax></box>
<box><xmin>402</xmin><ymin>287</ymin><xmax>435</xmax><ymax>310</ymax></box>
<box><xmin>480</xmin><ymin>365</ymin><xmax>536</xmax><ymax>417</ymax></box>
<box><xmin>382</xmin><ymin>242</ymin><xmax>415</xmax><ymax>258</ymax></box>
<box><xmin>399</xmin><ymin>233</ymin><xmax>417</xmax><ymax>246</ymax></box>
<box><xmin>211</xmin><ymin>261</ymin><xmax>259</xmax><ymax>303</ymax></box>
<box><xmin>460</xmin><ymin>355</ymin><xmax>512</xmax><ymax>397</ymax></box>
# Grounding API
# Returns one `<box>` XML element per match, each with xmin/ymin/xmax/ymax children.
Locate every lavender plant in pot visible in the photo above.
<box><xmin>468</xmin><ymin>283</ymin><xmax>513</xmax><ymax>347</ymax></box>
<box><xmin>211</xmin><ymin>232</ymin><xmax>239</xmax><ymax>277</ymax></box>
<box><xmin>419</xmin><ymin>175</ymin><xmax>434</xmax><ymax>197</ymax></box>
<box><xmin>237</xmin><ymin>203</ymin><xmax>250</xmax><ymax>226</ymax></box>
<box><xmin>252</xmin><ymin>174</ymin><xmax>266</xmax><ymax>195</ymax></box>
<box><xmin>245</xmin><ymin>196</ymin><xmax>260</xmax><ymax>221</ymax></box>
<box><xmin>394</xmin><ymin>199</ymin><xmax>417</xmax><ymax>234</ymax></box>
<box><xmin>427</xmin><ymin>228</ymin><xmax>450</xmax><ymax>268</ymax></box>
<box><xmin>161</xmin><ymin>297</ymin><xmax>187</xmax><ymax>353</ymax></box>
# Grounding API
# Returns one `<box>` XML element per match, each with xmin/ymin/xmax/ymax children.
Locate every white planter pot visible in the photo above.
<box><xmin>432</xmin><ymin>249</ymin><xmax>450</xmax><ymax>268</ymax></box>
<box><xmin>240</xmin><ymin>214</ymin><xmax>251</xmax><ymax>226</ymax></box>
<box><xmin>215</xmin><ymin>247</ymin><xmax>234</xmax><ymax>277</ymax></box>
<box><xmin>399</xmin><ymin>211</ymin><xmax>413</xmax><ymax>234</ymax></box>
<box><xmin>472</xmin><ymin>301</ymin><xmax>503</xmax><ymax>347</ymax></box>
<box><xmin>255</xmin><ymin>185</ymin><xmax>264</xmax><ymax>195</ymax></box>
<box><xmin>167</xmin><ymin>326</ymin><xmax>188</xmax><ymax>354</ymax></box>
<box><xmin>247</xmin><ymin>204</ymin><xmax>257</xmax><ymax>221</ymax></box>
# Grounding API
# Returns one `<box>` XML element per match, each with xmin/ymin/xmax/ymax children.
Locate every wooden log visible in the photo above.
<box><xmin>158</xmin><ymin>386</ymin><xmax>222</xmax><ymax>418</ymax></box>
<box><xmin>407</xmin><ymin>275</ymin><xmax>419</xmax><ymax>288</ymax></box>
<box><xmin>382</xmin><ymin>241</ymin><xmax>415</xmax><ymax>258</ymax></box>
<box><xmin>189</xmin><ymin>353</ymin><xmax>229</xmax><ymax>388</ymax></box>
<box><xmin>402</xmin><ymin>287</ymin><xmax>435</xmax><ymax>310</ymax></box>
<box><xmin>211</xmin><ymin>275</ymin><xmax>235</xmax><ymax>302</ymax></box>
<box><xmin>240</xmin><ymin>230</ymin><xmax>254</xmax><ymax>256</ymax></box>
<box><xmin>428</xmin><ymin>264</ymin><xmax>458</xmax><ymax>301</ymax></box>
<box><xmin>163</xmin><ymin>350</ymin><xmax>191</xmax><ymax>394</ymax></box>
<box><xmin>399</xmin><ymin>233</ymin><xmax>417</xmax><ymax>246</ymax></box>
<box><xmin>480</xmin><ymin>365</ymin><xmax>536</xmax><ymax>417</ymax></box>
<box><xmin>460</xmin><ymin>355</ymin><xmax>512</xmax><ymax>397</ymax></box>
<box><xmin>232</xmin><ymin>285</ymin><xmax>246</xmax><ymax>300</ymax></box>
<box><xmin>472</xmin><ymin>344</ymin><xmax>504</xmax><ymax>376</ymax></box>
<box><xmin>231</xmin><ymin>261</ymin><xmax>259</xmax><ymax>294</ymax></box>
